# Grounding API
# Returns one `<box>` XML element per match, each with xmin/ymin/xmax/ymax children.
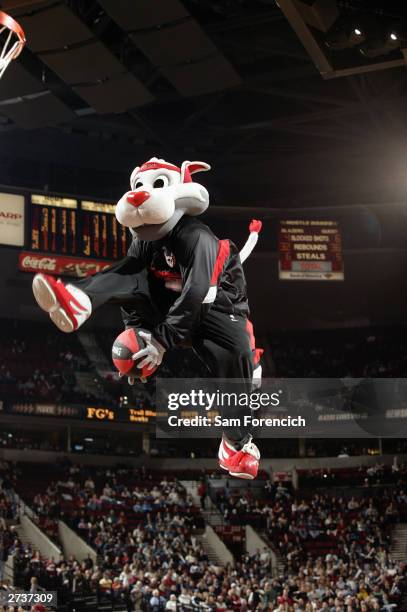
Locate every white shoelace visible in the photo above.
<box><xmin>241</xmin><ymin>436</ymin><xmax>260</xmax><ymax>460</ymax></box>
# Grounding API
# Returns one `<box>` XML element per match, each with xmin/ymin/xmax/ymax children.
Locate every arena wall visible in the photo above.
<box><xmin>58</xmin><ymin>521</ymin><xmax>97</xmax><ymax>564</ymax></box>
<box><xmin>1</xmin><ymin>246</ymin><xmax>407</xmax><ymax>331</ymax></box>
<box><xmin>20</xmin><ymin>515</ymin><xmax>62</xmax><ymax>560</ymax></box>
<box><xmin>0</xmin><ymin>447</ymin><xmax>402</xmax><ymax>472</ymax></box>
<box><xmin>245</xmin><ymin>525</ymin><xmax>277</xmax><ymax>575</ymax></box>
<box><xmin>203</xmin><ymin>525</ymin><xmax>234</xmax><ymax>567</ymax></box>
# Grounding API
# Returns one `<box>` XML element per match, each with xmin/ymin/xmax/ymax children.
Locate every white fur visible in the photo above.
<box><xmin>116</xmin><ymin>163</ymin><xmax>209</xmax><ymax>229</ymax></box>
<box><xmin>173</xmin><ymin>182</ymin><xmax>209</xmax><ymax>215</ymax></box>
<box><xmin>180</xmin><ymin>160</ymin><xmax>210</xmax><ymax>182</ymax></box>
<box><xmin>239</xmin><ymin>231</ymin><xmax>259</xmax><ymax>264</ymax></box>
<box><xmin>115</xmin><ymin>189</ymin><xmax>176</xmax><ymax>228</ymax></box>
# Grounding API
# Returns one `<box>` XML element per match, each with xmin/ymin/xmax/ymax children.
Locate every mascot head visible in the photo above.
<box><xmin>115</xmin><ymin>157</ymin><xmax>210</xmax><ymax>241</ymax></box>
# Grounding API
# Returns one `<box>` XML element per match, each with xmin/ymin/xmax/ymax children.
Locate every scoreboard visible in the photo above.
<box><xmin>30</xmin><ymin>194</ymin><xmax>77</xmax><ymax>254</ymax></box>
<box><xmin>279</xmin><ymin>219</ymin><xmax>344</xmax><ymax>281</ymax></box>
<box><xmin>0</xmin><ymin>187</ymin><xmax>348</xmax><ymax>284</ymax></box>
<box><xmin>81</xmin><ymin>200</ymin><xmax>129</xmax><ymax>260</ymax></box>
<box><xmin>29</xmin><ymin>194</ymin><xmax>131</xmax><ymax>261</ymax></box>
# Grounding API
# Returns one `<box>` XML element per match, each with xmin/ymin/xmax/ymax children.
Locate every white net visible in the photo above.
<box><xmin>0</xmin><ymin>19</ymin><xmax>24</xmax><ymax>79</ymax></box>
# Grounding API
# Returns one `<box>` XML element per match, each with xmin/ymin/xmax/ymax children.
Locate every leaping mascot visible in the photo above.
<box><xmin>32</xmin><ymin>158</ymin><xmax>263</xmax><ymax>479</ymax></box>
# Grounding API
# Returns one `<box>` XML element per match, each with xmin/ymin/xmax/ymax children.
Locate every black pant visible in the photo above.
<box><xmin>195</xmin><ymin>309</ymin><xmax>254</xmax><ymax>444</ymax></box>
<box><xmin>76</xmin><ymin>265</ymin><xmax>254</xmax><ymax>446</ymax></box>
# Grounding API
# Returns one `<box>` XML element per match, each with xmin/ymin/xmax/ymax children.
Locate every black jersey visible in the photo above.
<box><xmin>127</xmin><ymin>216</ymin><xmax>250</xmax><ymax>349</ymax></box>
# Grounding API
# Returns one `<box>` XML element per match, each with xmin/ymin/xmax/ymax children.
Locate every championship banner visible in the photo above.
<box><xmin>0</xmin><ymin>192</ymin><xmax>25</xmax><ymax>246</ymax></box>
<box><xmin>279</xmin><ymin>219</ymin><xmax>344</xmax><ymax>281</ymax></box>
<box><xmin>18</xmin><ymin>251</ymin><xmax>114</xmax><ymax>278</ymax></box>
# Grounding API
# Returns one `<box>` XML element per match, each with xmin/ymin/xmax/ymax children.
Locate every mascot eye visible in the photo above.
<box><xmin>153</xmin><ymin>175</ymin><xmax>169</xmax><ymax>189</ymax></box>
<box><xmin>135</xmin><ymin>180</ymin><xmax>143</xmax><ymax>189</ymax></box>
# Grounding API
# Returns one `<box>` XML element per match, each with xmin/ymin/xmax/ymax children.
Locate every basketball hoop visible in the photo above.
<box><xmin>0</xmin><ymin>10</ymin><xmax>25</xmax><ymax>79</ymax></box>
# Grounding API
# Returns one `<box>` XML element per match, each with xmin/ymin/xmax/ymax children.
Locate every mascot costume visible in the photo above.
<box><xmin>32</xmin><ymin>158</ymin><xmax>263</xmax><ymax>479</ymax></box>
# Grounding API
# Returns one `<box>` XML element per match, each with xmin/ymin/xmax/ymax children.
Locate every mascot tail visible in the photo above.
<box><xmin>239</xmin><ymin>219</ymin><xmax>262</xmax><ymax>264</ymax></box>
<box><xmin>238</xmin><ymin>219</ymin><xmax>263</xmax><ymax>388</ymax></box>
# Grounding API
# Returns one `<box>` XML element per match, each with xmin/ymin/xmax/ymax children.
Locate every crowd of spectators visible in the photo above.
<box><xmin>0</xmin><ymin>321</ymin><xmax>159</xmax><ymax>417</ymax></box>
<box><xmin>269</xmin><ymin>327</ymin><xmax>407</xmax><ymax>378</ymax></box>
<box><xmin>2</xmin><ymin>323</ymin><xmax>407</xmax><ymax>448</ymax></box>
<box><xmin>0</xmin><ymin>461</ymin><xmax>21</xmax><ymax>588</ymax></box>
<box><xmin>213</xmin><ymin>476</ymin><xmax>406</xmax><ymax>611</ymax></box>
<box><xmin>2</xmin><ymin>429</ymin><xmax>407</xmax><ymax>462</ymax></box>
<box><xmin>0</xmin><ymin>322</ymin><xmax>92</xmax><ymax>401</ymax></box>
<box><xmin>0</xmin><ymin>462</ymin><xmax>19</xmax><ymax>520</ymax></box>
<box><xmin>4</xmin><ymin>462</ymin><xmax>274</xmax><ymax>610</ymax></box>
<box><xmin>4</xmin><ymin>320</ymin><xmax>407</xmax><ymax>400</ymax></box>
<box><xmin>1</xmin><ymin>460</ymin><xmax>403</xmax><ymax>610</ymax></box>
<box><xmin>298</xmin><ymin>463</ymin><xmax>407</xmax><ymax>489</ymax></box>
<box><xmin>0</xmin><ymin>432</ymin><xmax>64</xmax><ymax>453</ymax></box>
<box><xmin>5</xmin><ymin>540</ymin><xmax>275</xmax><ymax>611</ymax></box>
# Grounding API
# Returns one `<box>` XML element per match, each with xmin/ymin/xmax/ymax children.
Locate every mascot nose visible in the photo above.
<box><xmin>127</xmin><ymin>191</ymin><xmax>150</xmax><ymax>208</ymax></box>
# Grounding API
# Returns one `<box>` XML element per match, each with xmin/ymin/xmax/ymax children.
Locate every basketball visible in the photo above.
<box><xmin>112</xmin><ymin>328</ymin><xmax>157</xmax><ymax>379</ymax></box>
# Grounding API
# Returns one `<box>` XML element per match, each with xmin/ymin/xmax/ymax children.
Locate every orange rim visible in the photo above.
<box><xmin>0</xmin><ymin>10</ymin><xmax>25</xmax><ymax>60</ymax></box>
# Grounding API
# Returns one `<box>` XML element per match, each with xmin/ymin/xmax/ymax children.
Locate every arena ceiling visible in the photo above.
<box><xmin>1</xmin><ymin>0</ymin><xmax>407</xmax><ymax>209</ymax></box>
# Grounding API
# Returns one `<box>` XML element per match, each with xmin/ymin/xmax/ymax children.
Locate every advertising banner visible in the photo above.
<box><xmin>18</xmin><ymin>251</ymin><xmax>114</xmax><ymax>277</ymax></box>
<box><xmin>0</xmin><ymin>192</ymin><xmax>25</xmax><ymax>246</ymax></box>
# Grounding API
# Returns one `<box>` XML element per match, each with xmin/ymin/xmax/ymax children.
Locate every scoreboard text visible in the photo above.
<box><xmin>279</xmin><ymin>220</ymin><xmax>344</xmax><ymax>281</ymax></box>
<box><xmin>29</xmin><ymin>195</ymin><xmax>131</xmax><ymax>260</ymax></box>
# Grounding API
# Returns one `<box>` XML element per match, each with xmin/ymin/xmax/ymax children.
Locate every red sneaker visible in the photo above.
<box><xmin>218</xmin><ymin>436</ymin><xmax>260</xmax><ymax>480</ymax></box>
<box><xmin>32</xmin><ymin>273</ymin><xmax>92</xmax><ymax>333</ymax></box>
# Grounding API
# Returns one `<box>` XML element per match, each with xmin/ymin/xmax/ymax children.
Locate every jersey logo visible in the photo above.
<box><xmin>163</xmin><ymin>248</ymin><xmax>176</xmax><ymax>268</ymax></box>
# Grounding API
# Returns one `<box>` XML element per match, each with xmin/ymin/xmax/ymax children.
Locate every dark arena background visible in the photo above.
<box><xmin>0</xmin><ymin>1</ymin><xmax>407</xmax><ymax>611</ymax></box>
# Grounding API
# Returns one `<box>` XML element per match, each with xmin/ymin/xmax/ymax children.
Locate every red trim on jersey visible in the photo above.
<box><xmin>254</xmin><ymin>348</ymin><xmax>264</xmax><ymax>365</ymax></box>
<box><xmin>246</xmin><ymin>319</ymin><xmax>256</xmax><ymax>351</ymax></box>
<box><xmin>210</xmin><ymin>239</ymin><xmax>230</xmax><ymax>285</ymax></box>
<box><xmin>149</xmin><ymin>267</ymin><xmax>182</xmax><ymax>281</ymax></box>
<box><xmin>246</xmin><ymin>319</ymin><xmax>264</xmax><ymax>365</ymax></box>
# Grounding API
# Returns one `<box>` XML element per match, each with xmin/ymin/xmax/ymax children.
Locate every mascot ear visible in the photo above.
<box><xmin>129</xmin><ymin>166</ymin><xmax>141</xmax><ymax>190</ymax></box>
<box><xmin>181</xmin><ymin>160</ymin><xmax>211</xmax><ymax>183</ymax></box>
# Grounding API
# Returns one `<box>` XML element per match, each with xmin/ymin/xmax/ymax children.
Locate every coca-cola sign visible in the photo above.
<box><xmin>20</xmin><ymin>255</ymin><xmax>57</xmax><ymax>271</ymax></box>
<box><xmin>19</xmin><ymin>251</ymin><xmax>113</xmax><ymax>278</ymax></box>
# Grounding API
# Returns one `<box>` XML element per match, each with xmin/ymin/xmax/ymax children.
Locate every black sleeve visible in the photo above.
<box><xmin>85</xmin><ymin>237</ymin><xmax>148</xmax><ymax>278</ymax></box>
<box><xmin>153</xmin><ymin>229</ymin><xmax>220</xmax><ymax>349</ymax></box>
<box><xmin>75</xmin><ymin>238</ymin><xmax>149</xmax><ymax>310</ymax></box>
<box><xmin>126</xmin><ymin>237</ymin><xmax>149</xmax><ymax>268</ymax></box>
<box><xmin>101</xmin><ymin>238</ymin><xmax>149</xmax><ymax>277</ymax></box>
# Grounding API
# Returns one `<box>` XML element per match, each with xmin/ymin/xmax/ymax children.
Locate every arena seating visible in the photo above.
<box><xmin>270</xmin><ymin>326</ymin><xmax>407</xmax><ymax>378</ymax></box>
<box><xmin>297</xmin><ymin>463</ymin><xmax>407</xmax><ymax>488</ymax></box>
<box><xmin>15</xmin><ymin>463</ymin><xmax>205</xmax><ymax>539</ymax></box>
<box><xmin>0</xmin><ymin>319</ymin><xmax>111</xmax><ymax>405</ymax></box>
<box><xmin>2</xmin><ymin>459</ymin><xmax>405</xmax><ymax>611</ymax></box>
<box><xmin>211</xmin><ymin>471</ymin><xmax>406</xmax><ymax>610</ymax></box>
<box><xmin>2</xmin><ymin>321</ymin><xmax>407</xmax><ymax>406</ymax></box>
